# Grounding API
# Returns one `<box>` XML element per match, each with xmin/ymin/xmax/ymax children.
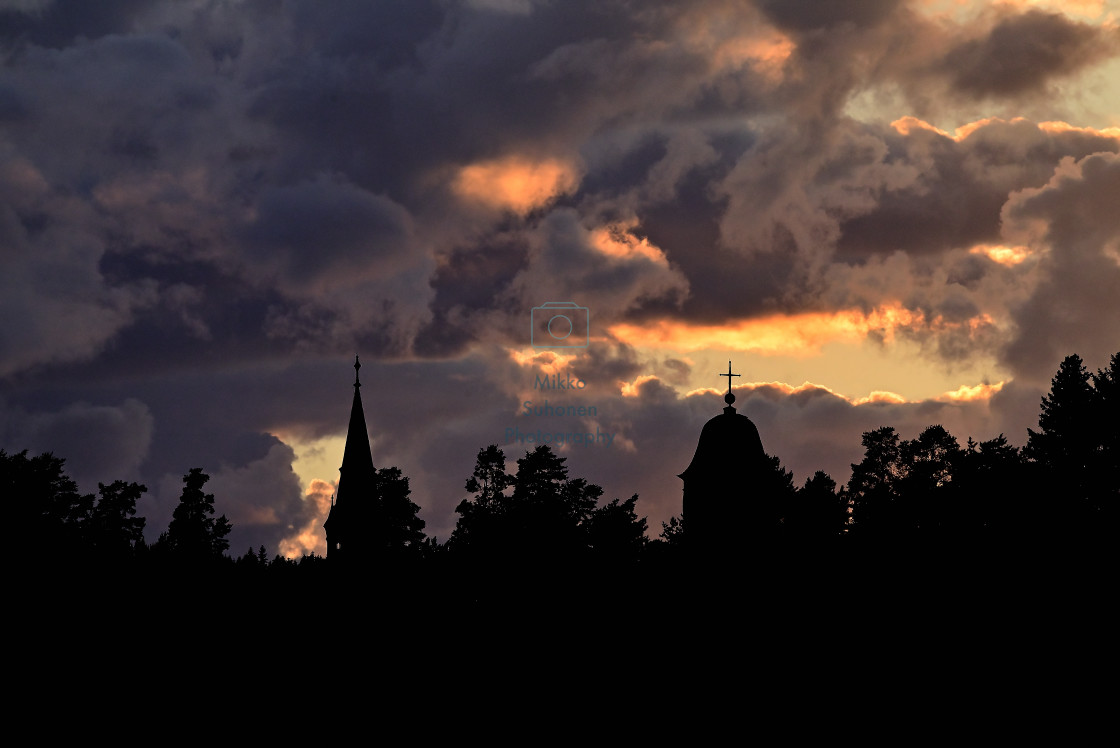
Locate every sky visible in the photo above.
<box><xmin>2</xmin><ymin>0</ymin><xmax>1119</xmax><ymax>557</ymax></box>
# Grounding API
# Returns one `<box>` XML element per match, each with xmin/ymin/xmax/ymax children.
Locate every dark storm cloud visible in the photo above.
<box><xmin>281</xmin><ymin>0</ymin><xmax>443</xmax><ymax>67</ymax></box>
<box><xmin>415</xmin><ymin>232</ymin><xmax>529</xmax><ymax>357</ymax></box>
<box><xmin>754</xmin><ymin>3</ymin><xmax>1120</xmax><ymax>124</ymax></box>
<box><xmin>0</xmin><ymin>397</ymin><xmax>153</xmax><ymax>489</ymax></box>
<box><xmin>837</xmin><ymin>118</ymin><xmax>1120</xmax><ymax>258</ymax></box>
<box><xmin>205</xmin><ymin>440</ymin><xmax>309</xmax><ymax>556</ymax></box>
<box><xmin>0</xmin><ymin>0</ymin><xmax>154</xmax><ymax>49</ymax></box>
<box><xmin>507</xmin><ymin>208</ymin><xmax>689</xmax><ymax>316</ymax></box>
<box><xmin>0</xmin><ymin>151</ymin><xmax>157</xmax><ymax>377</ymax></box>
<box><xmin>941</xmin><ymin>9</ymin><xmax>1120</xmax><ymax>99</ymax></box>
<box><xmin>241</xmin><ymin>174</ymin><xmax>416</xmax><ymax>289</ymax></box>
<box><xmin>0</xmin><ymin>84</ymin><xmax>28</xmax><ymax>121</ymax></box>
<box><xmin>1</xmin><ymin>33</ymin><xmax>213</xmax><ymax>177</ymax></box>
<box><xmin>1000</xmin><ymin>151</ymin><xmax>1120</xmax><ymax>384</ymax></box>
<box><xmin>241</xmin><ymin>0</ymin><xmax>672</xmax><ymax>196</ymax></box>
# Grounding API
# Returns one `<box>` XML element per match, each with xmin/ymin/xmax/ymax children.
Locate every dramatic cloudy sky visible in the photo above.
<box><xmin>3</xmin><ymin>0</ymin><xmax>1119</xmax><ymax>556</ymax></box>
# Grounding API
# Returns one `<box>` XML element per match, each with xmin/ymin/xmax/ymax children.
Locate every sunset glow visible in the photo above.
<box><xmin>609</xmin><ymin>304</ymin><xmax>938</xmax><ymax>356</ymax></box>
<box><xmin>277</xmin><ymin>479</ymin><xmax>332</xmax><ymax>559</ymax></box>
<box><xmin>937</xmin><ymin>381</ymin><xmax>1006</xmax><ymax>402</ymax></box>
<box><xmin>893</xmin><ymin>116</ymin><xmax>1120</xmax><ymax>144</ymax></box>
<box><xmin>708</xmin><ymin>30</ymin><xmax>795</xmax><ymax>82</ymax></box>
<box><xmin>454</xmin><ymin>156</ymin><xmax>581</xmax><ymax>214</ymax></box>
<box><xmin>508</xmin><ymin>347</ymin><xmax>581</xmax><ymax>374</ymax></box>
<box><xmin>970</xmin><ymin>244</ymin><xmax>1033</xmax><ymax>266</ymax></box>
<box><xmin>683</xmin><ymin>376</ymin><xmax>1007</xmax><ymax>409</ymax></box>
<box><xmin>590</xmin><ymin>221</ymin><xmax>671</xmax><ymax>266</ymax></box>
<box><xmin>620</xmin><ymin>374</ymin><xmax>661</xmax><ymax>397</ymax></box>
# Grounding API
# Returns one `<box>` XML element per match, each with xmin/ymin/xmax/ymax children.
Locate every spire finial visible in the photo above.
<box><xmin>719</xmin><ymin>360</ymin><xmax>740</xmax><ymax>407</ymax></box>
<box><xmin>354</xmin><ymin>355</ymin><xmax>361</xmax><ymax>388</ymax></box>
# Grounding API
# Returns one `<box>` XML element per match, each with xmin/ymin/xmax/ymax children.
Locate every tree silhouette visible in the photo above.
<box><xmin>849</xmin><ymin>425</ymin><xmax>1010</xmax><ymax>537</ymax></box>
<box><xmin>89</xmin><ymin>480</ymin><xmax>147</xmax><ymax>559</ymax></box>
<box><xmin>367</xmin><ymin>466</ymin><xmax>426</xmax><ymax>553</ymax></box>
<box><xmin>1025</xmin><ymin>355</ymin><xmax>1095</xmax><ymax>475</ymax></box>
<box><xmin>848</xmin><ymin>426</ymin><xmax>905</xmax><ymax>534</ymax></box>
<box><xmin>584</xmin><ymin>494</ymin><xmax>648</xmax><ymax>563</ymax></box>
<box><xmin>465</xmin><ymin>444</ymin><xmax>516</xmax><ymax>507</ymax></box>
<box><xmin>1090</xmin><ymin>352</ymin><xmax>1120</xmax><ymax>526</ymax></box>
<box><xmin>659</xmin><ymin>514</ymin><xmax>684</xmax><ymax>546</ymax></box>
<box><xmin>236</xmin><ymin>544</ymin><xmax>272</xmax><ymax>570</ymax></box>
<box><xmin>787</xmin><ymin>471</ymin><xmax>846</xmax><ymax>538</ymax></box>
<box><xmin>508</xmin><ymin>444</ymin><xmax>601</xmax><ymax>558</ymax></box>
<box><xmin>3</xmin><ymin>449</ymin><xmax>92</xmax><ymax>558</ymax></box>
<box><xmin>758</xmin><ymin>453</ymin><xmax>797</xmax><ymax>536</ymax></box>
<box><xmin>450</xmin><ymin>445</ymin><xmax>514</xmax><ymax>550</ymax></box>
<box><xmin>954</xmin><ymin>434</ymin><xmax>1026</xmax><ymax>537</ymax></box>
<box><xmin>899</xmin><ymin>425</ymin><xmax>962</xmax><ymax>533</ymax></box>
<box><xmin>159</xmin><ymin>468</ymin><xmax>231</xmax><ymax>561</ymax></box>
<box><xmin>1024</xmin><ymin>354</ymin><xmax>1099</xmax><ymax>529</ymax></box>
<box><xmin>450</xmin><ymin>444</ymin><xmax>651</xmax><ymax>568</ymax></box>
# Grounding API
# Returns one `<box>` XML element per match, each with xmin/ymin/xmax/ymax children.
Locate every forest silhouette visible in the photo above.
<box><xmin>7</xmin><ymin>351</ymin><xmax>1118</xmax><ymax>627</ymax></box>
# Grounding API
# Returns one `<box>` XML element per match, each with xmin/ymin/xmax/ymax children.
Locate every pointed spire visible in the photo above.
<box><xmin>325</xmin><ymin>356</ymin><xmax>378</xmax><ymax>560</ymax></box>
<box><xmin>339</xmin><ymin>355</ymin><xmax>375</xmax><ymax>493</ymax></box>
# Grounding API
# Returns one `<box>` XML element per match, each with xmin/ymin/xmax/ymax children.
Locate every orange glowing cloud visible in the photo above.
<box><xmin>454</xmin><ymin>156</ymin><xmax>581</xmax><ymax>214</ymax></box>
<box><xmin>853</xmin><ymin>390</ymin><xmax>911</xmax><ymax>405</ymax></box>
<box><xmin>1038</xmin><ymin>120</ymin><xmax>1120</xmax><ymax>139</ymax></box>
<box><xmin>890</xmin><ymin>116</ymin><xmax>953</xmax><ymax>138</ymax></box>
<box><xmin>710</xmin><ymin>31</ymin><xmax>794</xmax><ymax>81</ymax></box>
<box><xmin>639</xmin><ymin>373</ymin><xmax>1006</xmax><ymax>417</ymax></box>
<box><xmin>620</xmin><ymin>374</ymin><xmax>661</xmax><ymax>397</ymax></box>
<box><xmin>936</xmin><ymin>381</ymin><xmax>1005</xmax><ymax>402</ymax></box>
<box><xmin>748</xmin><ymin>379</ymin><xmax>1005</xmax><ymax>405</ymax></box>
<box><xmin>608</xmin><ymin>303</ymin><xmax>926</xmax><ymax>356</ymax></box>
<box><xmin>675</xmin><ymin>8</ymin><xmax>794</xmax><ymax>82</ymax></box>
<box><xmin>892</xmin><ymin>116</ymin><xmax>1029</xmax><ymax>141</ymax></box>
<box><xmin>969</xmin><ymin>243</ymin><xmax>1033</xmax><ymax>265</ymax></box>
<box><xmin>590</xmin><ymin>220</ymin><xmax>670</xmax><ymax>265</ymax></box>
<box><xmin>684</xmin><ymin>377</ymin><xmax>1004</xmax><ymax>408</ymax></box>
<box><xmin>745</xmin><ymin>380</ymin><xmax>910</xmax><ymax>405</ymax></box>
<box><xmin>278</xmin><ymin>478</ymin><xmax>333</xmax><ymax>559</ymax></box>
<box><xmin>893</xmin><ymin>116</ymin><xmax>1120</xmax><ymax>144</ymax></box>
<box><xmin>683</xmin><ymin>386</ymin><xmax>723</xmax><ymax>399</ymax></box>
<box><xmin>508</xmin><ymin>347</ymin><xmax>580</xmax><ymax>374</ymax></box>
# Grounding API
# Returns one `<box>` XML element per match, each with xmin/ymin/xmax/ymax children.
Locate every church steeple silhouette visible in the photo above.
<box><xmin>679</xmin><ymin>361</ymin><xmax>768</xmax><ymax>550</ymax></box>
<box><xmin>324</xmin><ymin>356</ymin><xmax>378</xmax><ymax>561</ymax></box>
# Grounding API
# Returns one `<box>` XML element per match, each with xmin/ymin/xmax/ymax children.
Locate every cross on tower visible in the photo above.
<box><xmin>719</xmin><ymin>360</ymin><xmax>740</xmax><ymax>395</ymax></box>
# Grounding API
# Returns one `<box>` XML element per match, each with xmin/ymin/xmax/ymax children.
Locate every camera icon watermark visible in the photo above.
<box><xmin>531</xmin><ymin>302</ymin><xmax>589</xmax><ymax>348</ymax></box>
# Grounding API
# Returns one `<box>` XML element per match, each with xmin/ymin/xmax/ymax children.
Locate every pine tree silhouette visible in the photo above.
<box><xmin>160</xmin><ymin>468</ymin><xmax>231</xmax><ymax>562</ymax></box>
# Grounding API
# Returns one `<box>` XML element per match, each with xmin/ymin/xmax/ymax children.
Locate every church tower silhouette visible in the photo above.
<box><xmin>679</xmin><ymin>361</ymin><xmax>769</xmax><ymax>550</ymax></box>
<box><xmin>323</xmin><ymin>356</ymin><xmax>378</xmax><ymax>561</ymax></box>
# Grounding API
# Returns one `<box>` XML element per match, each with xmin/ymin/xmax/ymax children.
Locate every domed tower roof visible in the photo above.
<box><xmin>680</xmin><ymin>360</ymin><xmax>766</xmax><ymax>476</ymax></box>
<box><xmin>678</xmin><ymin>361</ymin><xmax>769</xmax><ymax>550</ymax></box>
<box><xmin>678</xmin><ymin>397</ymin><xmax>765</xmax><ymax>480</ymax></box>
